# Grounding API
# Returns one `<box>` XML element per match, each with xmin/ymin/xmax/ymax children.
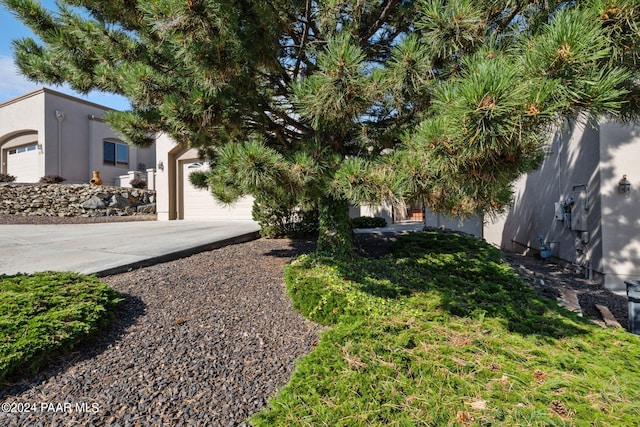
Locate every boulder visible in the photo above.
<box><xmin>109</xmin><ymin>194</ymin><xmax>132</xmax><ymax>208</ymax></box>
<box><xmin>81</xmin><ymin>195</ymin><xmax>106</xmax><ymax>209</ymax></box>
<box><xmin>137</xmin><ymin>203</ymin><xmax>156</xmax><ymax>214</ymax></box>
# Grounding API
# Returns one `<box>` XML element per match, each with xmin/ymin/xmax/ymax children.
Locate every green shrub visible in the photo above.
<box><xmin>253</xmin><ymin>232</ymin><xmax>640</xmax><ymax>426</ymax></box>
<box><xmin>0</xmin><ymin>272</ymin><xmax>121</xmax><ymax>382</ymax></box>
<box><xmin>39</xmin><ymin>175</ymin><xmax>66</xmax><ymax>184</ymax></box>
<box><xmin>351</xmin><ymin>216</ymin><xmax>387</xmax><ymax>229</ymax></box>
<box><xmin>252</xmin><ymin>196</ymin><xmax>319</xmax><ymax>238</ymax></box>
<box><xmin>0</xmin><ymin>173</ymin><xmax>16</xmax><ymax>183</ymax></box>
<box><xmin>284</xmin><ymin>254</ymin><xmax>404</xmax><ymax>325</ymax></box>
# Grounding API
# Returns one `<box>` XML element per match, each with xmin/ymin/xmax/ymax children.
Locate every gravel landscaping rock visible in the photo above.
<box><xmin>505</xmin><ymin>253</ymin><xmax>630</xmax><ymax>330</ymax></box>
<box><xmin>0</xmin><ymin>238</ymin><xmax>320</xmax><ymax>426</ymax></box>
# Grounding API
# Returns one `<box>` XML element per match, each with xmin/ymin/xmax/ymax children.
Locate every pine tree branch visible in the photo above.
<box><xmin>492</xmin><ymin>3</ymin><xmax>524</xmax><ymax>34</ymax></box>
<box><xmin>361</xmin><ymin>0</ymin><xmax>402</xmax><ymax>45</ymax></box>
<box><xmin>263</xmin><ymin>106</ymin><xmax>312</xmax><ymax>135</ymax></box>
<box><xmin>293</xmin><ymin>0</ymin><xmax>313</xmax><ymax>79</ymax></box>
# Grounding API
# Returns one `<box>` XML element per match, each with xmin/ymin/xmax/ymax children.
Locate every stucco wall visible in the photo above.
<box><xmin>86</xmin><ymin>116</ymin><xmax>155</xmax><ymax>186</ymax></box>
<box><xmin>484</xmin><ymin>117</ymin><xmax>640</xmax><ymax>292</ymax></box>
<box><xmin>484</xmin><ymin>118</ymin><xmax>604</xmax><ymax>279</ymax></box>
<box><xmin>154</xmin><ymin>133</ymin><xmax>174</xmax><ymax>221</ymax></box>
<box><xmin>423</xmin><ymin>207</ymin><xmax>483</xmax><ymax>237</ymax></box>
<box><xmin>42</xmin><ymin>90</ymin><xmax>155</xmax><ymax>184</ymax></box>
<box><xmin>599</xmin><ymin>122</ymin><xmax>640</xmax><ymax>291</ymax></box>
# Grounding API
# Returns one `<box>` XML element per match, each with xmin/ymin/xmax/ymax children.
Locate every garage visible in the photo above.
<box><xmin>5</xmin><ymin>143</ymin><xmax>40</xmax><ymax>182</ymax></box>
<box><xmin>181</xmin><ymin>160</ymin><xmax>254</xmax><ymax>220</ymax></box>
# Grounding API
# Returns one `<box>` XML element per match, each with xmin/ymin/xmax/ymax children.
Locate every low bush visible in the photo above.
<box><xmin>0</xmin><ymin>173</ymin><xmax>16</xmax><ymax>183</ymax></box>
<box><xmin>252</xmin><ymin>232</ymin><xmax>640</xmax><ymax>426</ymax></box>
<box><xmin>252</xmin><ymin>196</ymin><xmax>318</xmax><ymax>238</ymax></box>
<box><xmin>39</xmin><ymin>175</ymin><xmax>66</xmax><ymax>184</ymax></box>
<box><xmin>351</xmin><ymin>216</ymin><xmax>387</xmax><ymax>229</ymax></box>
<box><xmin>0</xmin><ymin>272</ymin><xmax>121</xmax><ymax>382</ymax></box>
<box><xmin>284</xmin><ymin>255</ymin><xmax>401</xmax><ymax>325</ymax></box>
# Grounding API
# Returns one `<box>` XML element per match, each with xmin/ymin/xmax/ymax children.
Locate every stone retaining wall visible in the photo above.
<box><xmin>0</xmin><ymin>183</ymin><xmax>156</xmax><ymax>217</ymax></box>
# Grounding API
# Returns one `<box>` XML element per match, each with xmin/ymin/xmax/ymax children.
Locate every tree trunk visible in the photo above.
<box><xmin>316</xmin><ymin>196</ymin><xmax>353</xmax><ymax>258</ymax></box>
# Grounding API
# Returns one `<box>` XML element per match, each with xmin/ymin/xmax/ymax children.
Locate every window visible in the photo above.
<box><xmin>103</xmin><ymin>140</ymin><xmax>129</xmax><ymax>167</ymax></box>
<box><xmin>8</xmin><ymin>144</ymin><xmax>37</xmax><ymax>155</ymax></box>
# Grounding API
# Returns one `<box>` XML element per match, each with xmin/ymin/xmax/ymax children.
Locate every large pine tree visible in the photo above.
<box><xmin>4</xmin><ymin>0</ymin><xmax>639</xmax><ymax>256</ymax></box>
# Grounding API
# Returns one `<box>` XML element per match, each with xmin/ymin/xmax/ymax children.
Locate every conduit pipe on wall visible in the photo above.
<box><xmin>55</xmin><ymin>110</ymin><xmax>65</xmax><ymax>175</ymax></box>
<box><xmin>88</xmin><ymin>114</ymin><xmax>98</xmax><ymax>180</ymax></box>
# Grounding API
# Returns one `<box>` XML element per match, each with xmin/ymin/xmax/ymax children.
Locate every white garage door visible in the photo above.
<box><xmin>6</xmin><ymin>145</ymin><xmax>40</xmax><ymax>182</ymax></box>
<box><xmin>182</xmin><ymin>161</ymin><xmax>254</xmax><ymax>220</ymax></box>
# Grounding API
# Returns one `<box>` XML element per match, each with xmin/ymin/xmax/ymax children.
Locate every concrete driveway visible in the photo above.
<box><xmin>0</xmin><ymin>220</ymin><xmax>260</xmax><ymax>276</ymax></box>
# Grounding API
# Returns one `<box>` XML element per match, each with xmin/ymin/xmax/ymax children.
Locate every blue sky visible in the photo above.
<box><xmin>0</xmin><ymin>0</ymin><xmax>130</xmax><ymax>110</ymax></box>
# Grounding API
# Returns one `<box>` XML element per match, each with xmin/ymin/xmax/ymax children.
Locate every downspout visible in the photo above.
<box><xmin>55</xmin><ymin>110</ymin><xmax>65</xmax><ymax>175</ymax></box>
<box><xmin>88</xmin><ymin>115</ymin><xmax>96</xmax><ymax>181</ymax></box>
<box><xmin>556</xmin><ymin>135</ymin><xmax>563</xmax><ymax>202</ymax></box>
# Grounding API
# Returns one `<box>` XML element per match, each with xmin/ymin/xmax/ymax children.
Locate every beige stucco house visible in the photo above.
<box><xmin>484</xmin><ymin>117</ymin><xmax>639</xmax><ymax>293</ymax></box>
<box><xmin>0</xmin><ymin>88</ymin><xmax>155</xmax><ymax>186</ymax></box>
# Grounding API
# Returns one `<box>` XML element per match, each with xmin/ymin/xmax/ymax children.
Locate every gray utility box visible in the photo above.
<box><xmin>626</xmin><ymin>280</ymin><xmax>640</xmax><ymax>335</ymax></box>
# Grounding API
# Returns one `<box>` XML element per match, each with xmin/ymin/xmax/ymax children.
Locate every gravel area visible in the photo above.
<box><xmin>1</xmin><ymin>238</ymin><xmax>320</xmax><ymax>427</ymax></box>
<box><xmin>504</xmin><ymin>253</ymin><xmax>630</xmax><ymax>330</ymax></box>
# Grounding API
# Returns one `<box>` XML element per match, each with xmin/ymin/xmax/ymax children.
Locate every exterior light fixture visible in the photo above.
<box><xmin>619</xmin><ymin>174</ymin><xmax>631</xmax><ymax>194</ymax></box>
<box><xmin>157</xmin><ymin>161</ymin><xmax>164</xmax><ymax>171</ymax></box>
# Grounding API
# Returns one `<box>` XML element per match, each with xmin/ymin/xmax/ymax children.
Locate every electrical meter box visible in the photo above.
<box><xmin>571</xmin><ymin>193</ymin><xmax>588</xmax><ymax>231</ymax></box>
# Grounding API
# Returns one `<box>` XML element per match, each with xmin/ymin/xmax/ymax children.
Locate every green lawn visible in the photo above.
<box><xmin>0</xmin><ymin>272</ymin><xmax>121</xmax><ymax>383</ymax></box>
<box><xmin>251</xmin><ymin>232</ymin><xmax>640</xmax><ymax>426</ymax></box>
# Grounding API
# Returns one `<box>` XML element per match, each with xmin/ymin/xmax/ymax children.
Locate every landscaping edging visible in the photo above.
<box><xmin>0</xmin><ymin>183</ymin><xmax>156</xmax><ymax>218</ymax></box>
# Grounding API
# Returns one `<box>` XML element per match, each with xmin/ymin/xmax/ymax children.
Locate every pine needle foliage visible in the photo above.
<box><xmin>3</xmin><ymin>0</ymin><xmax>640</xmax><ymax>255</ymax></box>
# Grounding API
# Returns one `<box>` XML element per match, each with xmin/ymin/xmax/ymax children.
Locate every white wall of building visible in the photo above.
<box><xmin>423</xmin><ymin>207</ymin><xmax>483</xmax><ymax>237</ymax></box>
<box><xmin>599</xmin><ymin>122</ymin><xmax>640</xmax><ymax>291</ymax></box>
<box><xmin>485</xmin><ymin>119</ymin><xmax>603</xmax><ymax>272</ymax></box>
<box><xmin>154</xmin><ymin>133</ymin><xmax>174</xmax><ymax>220</ymax></box>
